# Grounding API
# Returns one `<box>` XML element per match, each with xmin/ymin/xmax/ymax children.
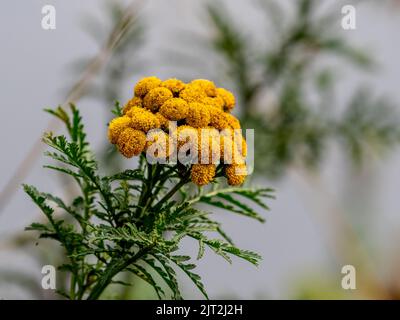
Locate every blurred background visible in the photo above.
<box><xmin>1</xmin><ymin>0</ymin><xmax>400</xmax><ymax>299</ymax></box>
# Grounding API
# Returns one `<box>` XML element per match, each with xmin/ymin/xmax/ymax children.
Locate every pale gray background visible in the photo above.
<box><xmin>0</xmin><ymin>0</ymin><xmax>399</xmax><ymax>299</ymax></box>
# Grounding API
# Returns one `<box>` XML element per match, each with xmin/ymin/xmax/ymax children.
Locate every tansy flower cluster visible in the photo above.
<box><xmin>108</xmin><ymin>76</ymin><xmax>248</xmax><ymax>186</ymax></box>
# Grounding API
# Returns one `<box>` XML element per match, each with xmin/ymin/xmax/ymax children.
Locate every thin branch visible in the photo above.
<box><xmin>152</xmin><ymin>174</ymin><xmax>191</xmax><ymax>212</ymax></box>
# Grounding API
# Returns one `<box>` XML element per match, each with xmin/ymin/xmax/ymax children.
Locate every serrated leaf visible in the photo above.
<box><xmin>108</xmin><ymin>169</ymin><xmax>144</xmax><ymax>182</ymax></box>
<box><xmin>197</xmin><ymin>239</ymin><xmax>205</xmax><ymax>260</ymax></box>
<box><xmin>144</xmin><ymin>255</ymin><xmax>182</xmax><ymax>299</ymax></box>
<box><xmin>169</xmin><ymin>255</ymin><xmax>209</xmax><ymax>299</ymax></box>
<box><xmin>128</xmin><ymin>264</ymin><xmax>165</xmax><ymax>299</ymax></box>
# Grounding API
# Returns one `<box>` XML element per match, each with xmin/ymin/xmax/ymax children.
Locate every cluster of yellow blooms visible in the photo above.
<box><xmin>108</xmin><ymin>76</ymin><xmax>248</xmax><ymax>186</ymax></box>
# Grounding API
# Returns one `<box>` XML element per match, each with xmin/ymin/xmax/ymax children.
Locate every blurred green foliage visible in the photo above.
<box><xmin>204</xmin><ymin>0</ymin><xmax>400</xmax><ymax>177</ymax></box>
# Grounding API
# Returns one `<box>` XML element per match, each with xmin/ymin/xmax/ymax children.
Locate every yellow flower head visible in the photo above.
<box><xmin>191</xmin><ymin>79</ymin><xmax>217</xmax><ymax>97</ymax></box>
<box><xmin>217</xmin><ymin>88</ymin><xmax>235</xmax><ymax>112</ymax></box>
<box><xmin>109</xmin><ymin>76</ymin><xmax>246</xmax><ymax>187</ymax></box>
<box><xmin>117</xmin><ymin>128</ymin><xmax>146</xmax><ymax>158</ymax></box>
<box><xmin>224</xmin><ymin>163</ymin><xmax>247</xmax><ymax>186</ymax></box>
<box><xmin>126</xmin><ymin>106</ymin><xmax>160</xmax><ymax>132</ymax></box>
<box><xmin>143</xmin><ymin>87</ymin><xmax>173</xmax><ymax>112</ymax></box>
<box><xmin>108</xmin><ymin>116</ymin><xmax>132</xmax><ymax>144</ymax></box>
<box><xmin>221</xmin><ymin>129</ymin><xmax>246</xmax><ymax>157</ymax></box>
<box><xmin>179</xmin><ymin>83</ymin><xmax>207</xmax><ymax>103</ymax></box>
<box><xmin>208</xmin><ymin>107</ymin><xmax>240</xmax><ymax>130</ymax></box>
<box><xmin>159</xmin><ymin>98</ymin><xmax>189</xmax><ymax>121</ymax></box>
<box><xmin>219</xmin><ymin>131</ymin><xmax>245</xmax><ymax>164</ymax></box>
<box><xmin>122</xmin><ymin>97</ymin><xmax>142</xmax><ymax>115</ymax></box>
<box><xmin>202</xmin><ymin>96</ymin><xmax>224</xmax><ymax>109</ymax></box>
<box><xmin>190</xmin><ymin>164</ymin><xmax>216</xmax><ymax>186</ymax></box>
<box><xmin>186</xmin><ymin>102</ymin><xmax>211</xmax><ymax>128</ymax></box>
<box><xmin>198</xmin><ymin>127</ymin><xmax>220</xmax><ymax>164</ymax></box>
<box><xmin>155</xmin><ymin>112</ymin><xmax>170</xmax><ymax>131</ymax></box>
<box><xmin>204</xmin><ymin>126</ymin><xmax>221</xmax><ymax>137</ymax></box>
<box><xmin>174</xmin><ymin>125</ymin><xmax>199</xmax><ymax>150</ymax></box>
<box><xmin>146</xmin><ymin>130</ymin><xmax>172</xmax><ymax>159</ymax></box>
<box><xmin>239</xmin><ymin>134</ymin><xmax>247</xmax><ymax>157</ymax></box>
<box><xmin>225</xmin><ymin>113</ymin><xmax>241</xmax><ymax>130</ymax></box>
<box><xmin>161</xmin><ymin>78</ymin><xmax>186</xmax><ymax>95</ymax></box>
<box><xmin>134</xmin><ymin>76</ymin><xmax>162</xmax><ymax>98</ymax></box>
<box><xmin>208</xmin><ymin>107</ymin><xmax>230</xmax><ymax>130</ymax></box>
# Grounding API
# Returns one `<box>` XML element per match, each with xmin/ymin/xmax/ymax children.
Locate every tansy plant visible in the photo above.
<box><xmin>24</xmin><ymin>77</ymin><xmax>273</xmax><ymax>300</ymax></box>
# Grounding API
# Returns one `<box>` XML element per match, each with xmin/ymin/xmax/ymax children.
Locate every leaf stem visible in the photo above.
<box><xmin>152</xmin><ymin>174</ymin><xmax>190</xmax><ymax>212</ymax></box>
<box><xmin>87</xmin><ymin>244</ymin><xmax>155</xmax><ymax>300</ymax></box>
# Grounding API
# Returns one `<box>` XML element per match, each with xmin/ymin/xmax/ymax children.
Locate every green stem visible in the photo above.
<box><xmin>135</xmin><ymin>163</ymin><xmax>155</xmax><ymax>217</ymax></box>
<box><xmin>87</xmin><ymin>245</ymin><xmax>154</xmax><ymax>300</ymax></box>
<box><xmin>69</xmin><ymin>274</ymin><xmax>76</xmax><ymax>300</ymax></box>
<box><xmin>152</xmin><ymin>175</ymin><xmax>190</xmax><ymax>212</ymax></box>
<box><xmin>139</xmin><ymin>165</ymin><xmax>162</xmax><ymax>217</ymax></box>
